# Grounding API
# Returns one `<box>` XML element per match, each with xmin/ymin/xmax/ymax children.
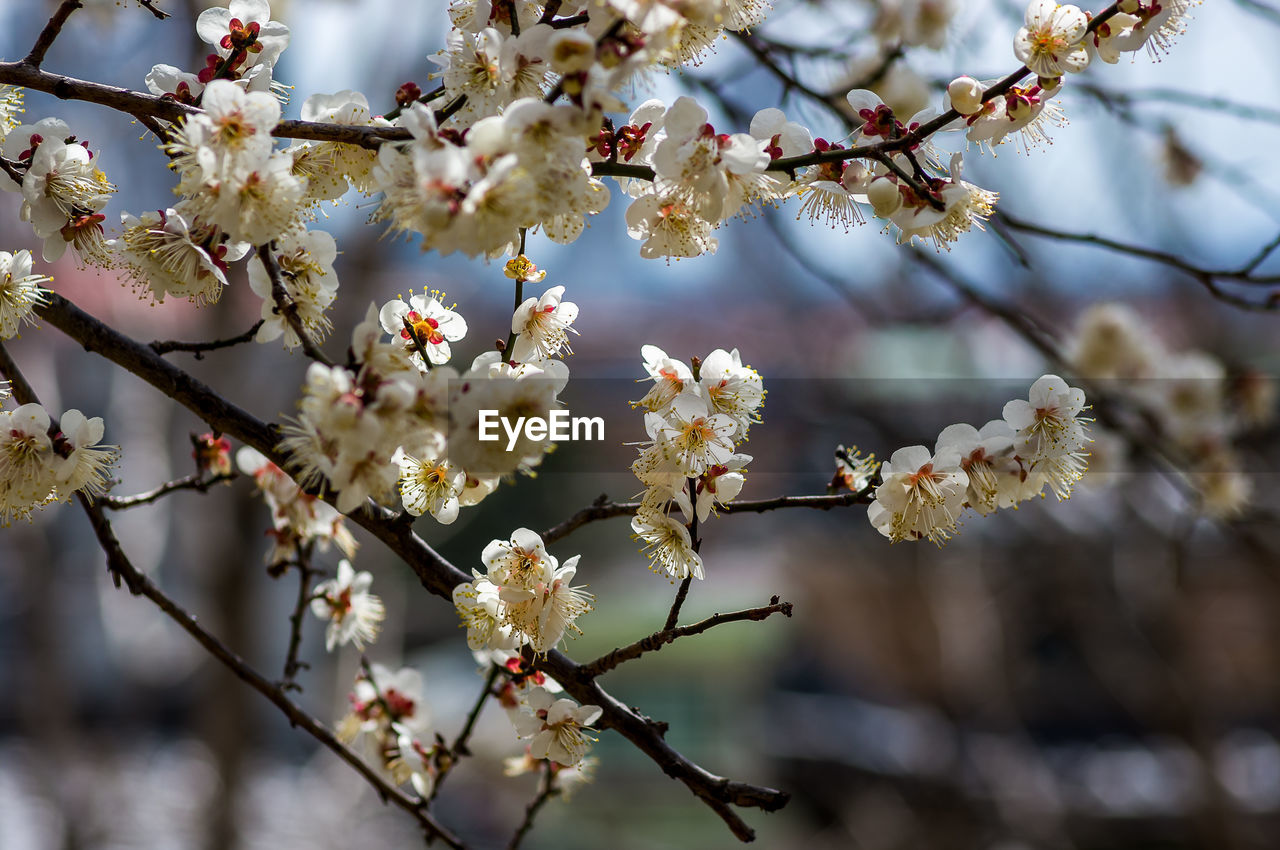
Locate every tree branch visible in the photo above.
<box><xmin>541</xmin><ymin>489</ymin><xmax>875</xmax><ymax>544</ymax></box>
<box><xmin>100</xmin><ymin>471</ymin><xmax>235</xmax><ymax>510</ymax></box>
<box><xmin>257</xmin><ymin>244</ymin><xmax>335</xmax><ymax>365</ymax></box>
<box><xmin>24</xmin><ymin>0</ymin><xmax>82</xmax><ymax>68</ymax></box>
<box><xmin>150</xmin><ymin>320</ymin><xmax>264</xmax><ymax>358</ymax></box>
<box><xmin>582</xmin><ymin>597</ymin><xmax>794</xmax><ymax>678</ymax></box>
<box><xmin>506</xmin><ymin>762</ymin><xmax>558</xmax><ymax>850</ymax></box>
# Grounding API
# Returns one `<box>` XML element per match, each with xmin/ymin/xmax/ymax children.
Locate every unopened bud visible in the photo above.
<box><xmin>947</xmin><ymin>76</ymin><xmax>984</xmax><ymax>116</ymax></box>
<box><xmin>867</xmin><ymin>177</ymin><xmax>903</xmax><ymax>218</ymax></box>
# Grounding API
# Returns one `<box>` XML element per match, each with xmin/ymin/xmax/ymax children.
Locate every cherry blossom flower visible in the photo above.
<box><xmin>1014</xmin><ymin>1</ymin><xmax>1091</xmax><ymax>77</ymax></box>
<box><xmin>631</xmin><ymin>505</ymin><xmax>704</xmax><ymax>580</ymax></box>
<box><xmin>1003</xmin><ymin>374</ymin><xmax>1091</xmax><ymax>500</ymax></box>
<box><xmin>697</xmin><ymin>347</ymin><xmax>764</xmax><ymax>440</ymax></box>
<box><xmin>196</xmin><ymin>0</ymin><xmax>291</xmax><ymax>73</ymax></box>
<box><xmin>510</xmin><ymin>686</ymin><xmax>601</xmax><ymax>766</ymax></box>
<box><xmin>510</xmin><ymin>285</ymin><xmax>579</xmax><ymax>362</ymax></box>
<box><xmin>867</xmin><ymin>445</ymin><xmax>969</xmax><ymax>544</ymax></box>
<box><xmin>0</xmin><ymin>403</ymin><xmax>57</xmax><ymax>523</ymax></box>
<box><xmin>311</xmin><ymin>560</ymin><xmax>386</xmax><ymax>652</ymax></box>
<box><xmin>0</xmin><ymin>249</ymin><xmax>50</xmax><ymax>338</ymax></box>
<box><xmin>247</xmin><ymin>228</ymin><xmax>339</xmax><ymax>350</ymax></box>
<box><xmin>934</xmin><ymin>421</ymin><xmax>1020</xmax><ymax>516</ymax></box>
<box><xmin>379</xmin><ymin>291</ymin><xmax>469</xmax><ymax>368</ymax></box>
<box><xmin>52</xmin><ymin>409</ymin><xmax>119</xmax><ymax>502</ymax></box>
<box><xmin>396</xmin><ymin>451</ymin><xmax>465</xmax><ymax>524</ymax></box>
<box><xmin>111</xmin><ymin>208</ymin><xmax>244</xmax><ymax>306</ymax></box>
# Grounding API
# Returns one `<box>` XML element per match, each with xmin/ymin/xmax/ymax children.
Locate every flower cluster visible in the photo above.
<box><xmin>629</xmin><ymin>347</ymin><xmax>763</xmax><ymax>579</ymax></box>
<box><xmin>453</xmin><ymin>527</ymin><xmax>593</xmax><ymax>654</ymax></box>
<box><xmin>310</xmin><ymin>559</ymin><xmax>386</xmax><ymax>652</ymax></box>
<box><xmin>338</xmin><ymin>664</ymin><xmax>439</xmax><ymax>798</ymax></box>
<box><xmin>507</xmin><ymin>685</ymin><xmax>601</xmax><ymax>767</ymax></box>
<box><xmin>866</xmin><ymin>375</ymin><xmax>1091</xmax><ymax>544</ymax></box>
<box><xmin>1070</xmin><ymin>303</ymin><xmax>1270</xmax><ymax>517</ymax></box>
<box><xmin>0</xmin><ymin>117</ymin><xmax>114</xmax><ymax>265</ymax></box>
<box><xmin>0</xmin><ymin>402</ymin><xmax>118</xmax><ymax>525</ymax></box>
<box><xmin>0</xmin><ymin>250</ymin><xmax>50</xmax><ymax>339</ymax></box>
<box><xmin>235</xmin><ymin>446</ymin><xmax>358</xmax><ymax>566</ymax></box>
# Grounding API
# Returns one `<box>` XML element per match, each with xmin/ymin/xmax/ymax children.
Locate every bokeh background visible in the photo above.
<box><xmin>4</xmin><ymin>1</ymin><xmax>1280</xmax><ymax>848</ymax></box>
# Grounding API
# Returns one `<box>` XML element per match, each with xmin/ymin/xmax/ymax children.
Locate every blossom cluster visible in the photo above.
<box><xmin>453</xmin><ymin>527</ymin><xmax>593</xmax><ymax>655</ymax></box>
<box><xmin>236</xmin><ymin>446</ymin><xmax>358</xmax><ymax>566</ymax></box>
<box><xmin>0</xmin><ymin>401</ymin><xmax>118</xmax><ymax>525</ymax></box>
<box><xmin>1070</xmin><ymin>303</ymin><xmax>1271</xmax><ymax>517</ymax></box>
<box><xmin>628</xmin><ymin>347</ymin><xmax>764</xmax><ymax>580</ymax></box>
<box><xmin>338</xmin><ymin>664</ymin><xmax>439</xmax><ymax>797</ymax></box>
<box><xmin>864</xmin><ymin>374</ymin><xmax>1091</xmax><ymax>544</ymax></box>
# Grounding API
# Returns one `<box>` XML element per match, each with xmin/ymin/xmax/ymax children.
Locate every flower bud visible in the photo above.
<box><xmin>947</xmin><ymin>76</ymin><xmax>984</xmax><ymax>116</ymax></box>
<box><xmin>867</xmin><ymin>177</ymin><xmax>903</xmax><ymax>218</ymax></box>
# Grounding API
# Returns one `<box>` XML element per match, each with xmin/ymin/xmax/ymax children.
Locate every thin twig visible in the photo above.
<box><xmin>583</xmin><ymin>597</ymin><xmax>794</xmax><ymax>678</ymax></box>
<box><xmin>150</xmin><ymin>320</ymin><xmax>264</xmax><ymax>358</ymax></box>
<box><xmin>541</xmin><ymin>489</ymin><xmax>875</xmax><ymax>544</ymax></box>
<box><xmin>100</xmin><ymin>472</ymin><xmax>235</xmax><ymax>509</ymax></box>
<box><xmin>431</xmin><ymin>664</ymin><xmax>502</xmax><ymax>800</ymax></box>
<box><xmin>135</xmin><ymin>0</ymin><xmax>171</xmax><ymax>20</ymax></box>
<box><xmin>997</xmin><ymin>210</ymin><xmax>1280</xmax><ymax>311</ymax></box>
<box><xmin>507</xmin><ymin>762</ymin><xmax>559</xmax><ymax>850</ymax></box>
<box><xmin>280</xmin><ymin>551</ymin><xmax>315</xmax><ymax>691</ymax></box>
<box><xmin>24</xmin><ymin>0</ymin><xmax>82</xmax><ymax>68</ymax></box>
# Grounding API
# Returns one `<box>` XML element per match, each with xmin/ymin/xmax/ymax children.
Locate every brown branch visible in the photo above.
<box><xmin>100</xmin><ymin>471</ymin><xmax>235</xmax><ymax>509</ymax></box>
<box><xmin>584</xmin><ymin>597</ymin><xmax>793</xmax><ymax>678</ymax></box>
<box><xmin>24</xmin><ymin>0</ymin><xmax>82</xmax><ymax>68</ymax></box>
<box><xmin>280</xmin><ymin>552</ymin><xmax>315</xmax><ymax>691</ymax></box>
<box><xmin>135</xmin><ymin>0</ymin><xmax>171</xmax><ymax>20</ymax></box>
<box><xmin>0</xmin><ymin>156</ymin><xmax>25</xmax><ymax>185</ymax></box>
<box><xmin>507</xmin><ymin>762</ymin><xmax>559</xmax><ymax>850</ymax></box>
<box><xmin>32</xmin><ymin>292</ymin><xmax>790</xmax><ymax>841</ymax></box>
<box><xmin>541</xmin><ymin>490</ymin><xmax>875</xmax><ymax>544</ymax></box>
<box><xmin>150</xmin><ymin>320</ymin><xmax>265</xmax><ymax>358</ymax></box>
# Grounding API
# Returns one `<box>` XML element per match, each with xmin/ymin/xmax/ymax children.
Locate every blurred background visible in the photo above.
<box><xmin>4</xmin><ymin>0</ymin><xmax>1280</xmax><ymax>848</ymax></box>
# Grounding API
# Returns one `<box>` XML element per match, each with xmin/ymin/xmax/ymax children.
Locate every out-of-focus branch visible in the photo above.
<box><xmin>431</xmin><ymin>665</ymin><xmax>502</xmax><ymax>801</ymax></box>
<box><xmin>997</xmin><ymin>211</ymin><xmax>1280</xmax><ymax>311</ymax></box>
<box><xmin>582</xmin><ymin>596</ymin><xmax>794</xmax><ymax>678</ymax></box>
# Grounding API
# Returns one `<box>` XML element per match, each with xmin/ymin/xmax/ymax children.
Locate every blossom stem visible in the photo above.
<box><xmin>502</xmin><ymin>228</ymin><xmax>529</xmax><ymax>357</ymax></box>
<box><xmin>258</xmin><ymin>243</ymin><xmax>336</xmax><ymax>366</ymax></box>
